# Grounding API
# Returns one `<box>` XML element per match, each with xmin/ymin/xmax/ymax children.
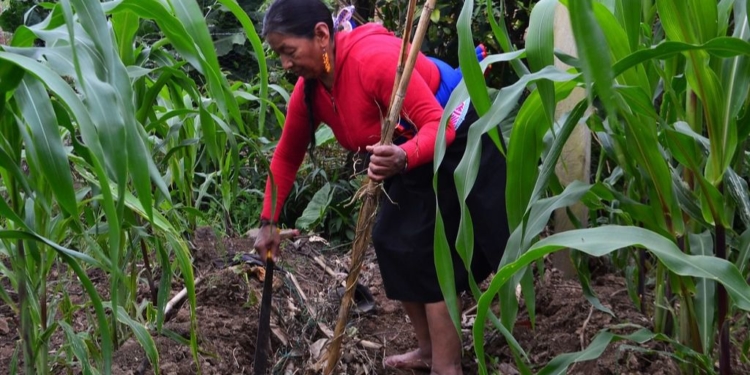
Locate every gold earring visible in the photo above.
<box><xmin>322</xmin><ymin>48</ymin><xmax>331</xmax><ymax>73</ymax></box>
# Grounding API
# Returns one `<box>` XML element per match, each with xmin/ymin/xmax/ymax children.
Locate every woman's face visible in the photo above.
<box><xmin>266</xmin><ymin>23</ymin><xmax>330</xmax><ymax>80</ymax></box>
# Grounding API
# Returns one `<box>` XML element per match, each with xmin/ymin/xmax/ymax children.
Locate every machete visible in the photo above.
<box><xmin>253</xmin><ymin>250</ymin><xmax>275</xmax><ymax>375</ymax></box>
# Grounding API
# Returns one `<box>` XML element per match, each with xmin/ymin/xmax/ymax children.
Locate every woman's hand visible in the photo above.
<box><xmin>254</xmin><ymin>223</ymin><xmax>281</xmax><ymax>260</ymax></box>
<box><xmin>365</xmin><ymin>144</ymin><xmax>407</xmax><ymax>182</ymax></box>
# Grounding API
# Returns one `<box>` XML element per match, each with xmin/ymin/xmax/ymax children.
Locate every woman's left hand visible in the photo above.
<box><xmin>365</xmin><ymin>144</ymin><xmax>407</xmax><ymax>182</ymax></box>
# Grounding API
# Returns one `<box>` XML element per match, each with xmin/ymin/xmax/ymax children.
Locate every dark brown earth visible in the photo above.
<box><xmin>2</xmin><ymin>227</ymin><xmax>749</xmax><ymax>374</ymax></box>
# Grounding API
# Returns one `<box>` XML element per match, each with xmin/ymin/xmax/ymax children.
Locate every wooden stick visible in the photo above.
<box><xmin>164</xmin><ymin>275</ymin><xmax>205</xmax><ymax>321</ymax></box>
<box><xmin>383</xmin><ymin>0</ymin><xmax>438</xmax><ymax>144</ymax></box>
<box><xmin>324</xmin><ymin>1</ymin><xmax>436</xmax><ymax>373</ymax></box>
<box><xmin>388</xmin><ymin>0</ymin><xmax>418</xmax><ymax>109</ymax></box>
<box><xmin>245</xmin><ymin>228</ymin><xmax>299</xmax><ymax>242</ymax></box>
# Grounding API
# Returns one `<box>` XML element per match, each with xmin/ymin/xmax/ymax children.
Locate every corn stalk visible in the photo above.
<box><xmin>0</xmin><ymin>0</ymin><xmax>272</xmax><ymax>372</ymax></box>
<box><xmin>435</xmin><ymin>0</ymin><xmax>750</xmax><ymax>374</ymax></box>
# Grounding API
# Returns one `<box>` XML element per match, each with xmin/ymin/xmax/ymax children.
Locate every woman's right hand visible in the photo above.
<box><xmin>254</xmin><ymin>223</ymin><xmax>281</xmax><ymax>261</ymax></box>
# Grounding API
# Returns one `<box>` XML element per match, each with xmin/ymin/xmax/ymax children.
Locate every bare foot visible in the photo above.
<box><xmin>383</xmin><ymin>349</ymin><xmax>431</xmax><ymax>371</ymax></box>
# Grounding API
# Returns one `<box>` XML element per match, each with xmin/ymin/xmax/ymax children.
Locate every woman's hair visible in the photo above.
<box><xmin>263</xmin><ymin>0</ymin><xmax>334</xmax><ymax>162</ymax></box>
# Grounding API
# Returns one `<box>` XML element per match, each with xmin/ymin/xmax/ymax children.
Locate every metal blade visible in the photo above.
<box><xmin>253</xmin><ymin>253</ymin><xmax>274</xmax><ymax>375</ymax></box>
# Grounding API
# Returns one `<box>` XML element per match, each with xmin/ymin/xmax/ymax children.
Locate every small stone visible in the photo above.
<box><xmin>0</xmin><ymin>318</ymin><xmax>9</xmax><ymax>335</ymax></box>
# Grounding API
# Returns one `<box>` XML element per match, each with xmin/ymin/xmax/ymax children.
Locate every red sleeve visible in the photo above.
<box><xmin>262</xmin><ymin>77</ymin><xmax>314</xmax><ymax>221</ymax></box>
<box><xmin>358</xmin><ymin>51</ymin><xmax>456</xmax><ymax>171</ymax></box>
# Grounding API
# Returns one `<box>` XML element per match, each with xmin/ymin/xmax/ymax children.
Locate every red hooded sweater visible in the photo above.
<box><xmin>262</xmin><ymin>24</ymin><xmax>456</xmax><ymax>221</ymax></box>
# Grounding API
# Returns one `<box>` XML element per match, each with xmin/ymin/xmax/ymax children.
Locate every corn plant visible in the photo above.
<box><xmin>435</xmin><ymin>0</ymin><xmax>750</xmax><ymax>374</ymax></box>
<box><xmin>0</xmin><ymin>0</ymin><xmax>271</xmax><ymax>373</ymax></box>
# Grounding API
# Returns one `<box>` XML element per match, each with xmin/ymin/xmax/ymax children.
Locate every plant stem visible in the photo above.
<box><xmin>139</xmin><ymin>235</ymin><xmax>158</xmax><ymax>305</ymax></box>
<box><xmin>638</xmin><ymin>248</ymin><xmax>645</xmax><ymax>314</ymax></box>
<box><xmin>39</xmin><ymin>262</ymin><xmax>48</xmax><ymax>375</ymax></box>
<box><xmin>654</xmin><ymin>262</ymin><xmax>668</xmax><ymax>334</ymax></box>
<box><xmin>715</xmin><ymin>190</ymin><xmax>730</xmax><ymax>375</ymax></box>
<box><xmin>17</xmin><ymin>241</ymin><xmax>34</xmax><ymax>374</ymax></box>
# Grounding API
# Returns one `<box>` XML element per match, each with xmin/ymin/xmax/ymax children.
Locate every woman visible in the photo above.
<box><xmin>254</xmin><ymin>0</ymin><xmax>509</xmax><ymax>373</ymax></box>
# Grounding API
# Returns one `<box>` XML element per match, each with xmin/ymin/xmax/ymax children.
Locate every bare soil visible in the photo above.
<box><xmin>2</xmin><ymin>227</ymin><xmax>749</xmax><ymax>374</ymax></box>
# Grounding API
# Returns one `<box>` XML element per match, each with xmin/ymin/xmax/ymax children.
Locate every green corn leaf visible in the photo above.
<box><xmin>686</xmin><ymin>62</ymin><xmax>731</xmax><ymax>186</ymax></box>
<box><xmin>457</xmin><ymin>67</ymin><xmax>579</xmax><ymax>232</ymax></box>
<box><xmin>155</xmin><ymin>239</ymin><xmax>172</xmax><ymax>331</ymax></box>
<box><xmin>495</xmin><ymin>181</ymin><xmax>592</xmax><ymax>342</ymax></box>
<box><xmin>505</xmin><ymin>80</ymin><xmax>578</xmax><ymax>228</ymax></box>
<box><xmin>616</xmin><ymin>86</ymin><xmax>658</xmax><ymax>119</ymax></box>
<box><xmin>233</xmin><ymin>90</ymin><xmax>287</xmax><ymax>131</ymax></box>
<box><xmin>537</xmin><ymin>328</ymin><xmax>657</xmax><ymax>375</ymax></box>
<box><xmin>718</xmin><ymin>0</ymin><xmax>735</xmax><ymax>36</ymax></box>
<box><xmin>64</xmin><ymin>0</ymin><xmax>128</xmax><ymax>186</ymax></box>
<box><xmin>663</xmin><ymin>125</ymin><xmax>725</xmax><ymax>225</ymax></box>
<box><xmin>656</xmin><ymin>0</ymin><xmax>699</xmax><ymax>43</ymax></box>
<box><xmin>0</xmin><ymin>147</ymin><xmax>33</xmax><ymax>198</ymax></box>
<box><xmin>167</xmin><ymin>234</ymin><xmax>199</xmax><ymax>371</ymax></box>
<box><xmin>161</xmin><ymin>139</ymin><xmax>200</xmax><ymax>167</ymax></box>
<box><xmin>647</xmin><ymin>2</ymin><xmax>731</xmax><ymax>186</ymax></box>
<box><xmin>433</xmin><ymin>50</ymin><xmax>526</xmax><ymax>171</ymax></box>
<box><xmin>58</xmin><ymin>0</ymin><xmax>122</xmax><ymax>266</ymax></box>
<box><xmin>432</xmin><ymin>50</ymin><xmax>529</xmax><ymax>360</ymax></box>
<box><xmin>620</xmin><ymin>111</ymin><xmax>681</xmax><ymax>233</ymax></box>
<box><xmin>457</xmin><ymin>0</ymin><xmax>490</xmax><ymax>115</ymax></box>
<box><xmin>169</xmin><ymin>0</ymin><xmax>241</xmax><ymax>129</ymax></box>
<box><xmin>725</xmin><ymin>167</ymin><xmax>750</xmax><ymax>229</ymax></box>
<box><xmin>112</xmin><ymin>10</ymin><xmax>139</xmax><ymax>65</ymax></box>
<box><xmin>690</xmin><ymin>0</ymin><xmax>719</xmax><ymax>42</ymax></box>
<box><xmin>721</xmin><ymin>0</ymin><xmax>750</xmax><ymax>145</ymax></box>
<box><xmin>526</xmin><ymin>0</ymin><xmax>558</xmax><ymax>128</ymax></box>
<box><xmin>106</xmin><ymin>303</ymin><xmax>159</xmax><ymax>374</ymax></box>
<box><xmin>433</xmin><ymin>214</ymin><xmax>459</xmax><ymax>331</ymax></box>
<box><xmin>104</xmin><ymin>0</ymin><xmax>202</xmax><ymax>77</ymax></box>
<box><xmin>485</xmin><ymin>0</ymin><xmax>530</xmax><ymax>76</ymax></box>
<box><xmin>199</xmin><ymin>106</ymin><xmax>221</xmax><ymax>164</ymax></box>
<box><xmin>572</xmin><ymin>243</ymin><xmax>615</xmax><ymax>317</ymax></box>
<box><xmin>209</xmin><ymin>113</ymin><xmax>240</xmax><ymax>195</ymax></box>
<box><xmin>159</xmin><ymin>327</ymin><xmax>192</xmax><ymax>347</ymax></box>
<box><xmin>0</xmin><ymin>62</ymin><xmax>25</xmax><ymax>93</ymax></box>
<box><xmin>7</xmin><ymin>3</ymin><xmax>65</xmax><ymax>49</ymax></box>
<box><xmin>8</xmin><ymin>240</ymin><xmax>112</xmax><ymax>374</ymax></box>
<box><xmin>566</xmin><ymin>0</ymin><xmax>617</xmax><ymax>118</ymax></box>
<box><xmin>474</xmin><ymin>225</ymin><xmax>750</xmax><ymax>373</ymax></box>
<box><xmin>0</xmin><ymin>197</ymin><xmax>31</xmax><ymax>232</ymax></box>
<box><xmin>689</xmin><ymin>231</ymin><xmax>715</xmax><ymax>355</ymax></box>
<box><xmin>615</xmin><ymin>0</ymin><xmax>641</xmax><ymax>52</ymax></box>
<box><xmin>216</xmin><ymin>0</ymin><xmax>269</xmax><ymax>135</ymax></box>
<box><xmin>0</xmin><ymin>230</ymin><xmax>103</xmax><ymax>267</ymax></box>
<box><xmin>527</xmin><ymin>101</ymin><xmax>588</xmax><ymax>213</ymax></box>
<box><xmin>14</xmin><ymin>76</ymin><xmax>78</xmax><ymax>217</ymax></box>
<box><xmin>519</xmin><ymin>266</ymin><xmax>536</xmax><ymax>328</ymax></box>
<box><xmin>63</xmin><ymin>1</ymin><xmax>130</xmax><ymax>347</ymax></box>
<box><xmin>450</xmin><ymin>69</ymin><xmax>579</xmax><ymax>335</ymax></box>
<box><xmin>493</xmin><ymin>98</ymin><xmax>585</xmax><ymax>336</ymax></box>
<box><xmin>614</xmin><ymin>38</ymin><xmax>750</xmax><ymax>77</ymax></box>
<box><xmin>135</xmin><ymin>123</ymin><xmax>172</xmax><ymax>204</ymax></box>
<box><xmin>594</xmin><ymin>2</ymin><xmax>650</xmax><ymax>90</ymax></box>
<box><xmin>59</xmin><ymin>321</ymin><xmax>94</xmax><ymax>375</ymax></box>
<box><xmin>72</xmin><ymin>0</ymin><xmax>156</xmax><ymax>223</ymax></box>
<box><xmin>737</xmin><ymin>228</ymin><xmax>750</xmax><ymax>276</ymax></box>
<box><xmin>671</xmin><ymin>170</ymin><xmax>712</xmax><ymax>229</ymax></box>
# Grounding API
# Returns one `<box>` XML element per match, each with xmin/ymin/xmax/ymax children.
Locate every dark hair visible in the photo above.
<box><xmin>263</xmin><ymin>0</ymin><xmax>334</xmax><ymax>162</ymax></box>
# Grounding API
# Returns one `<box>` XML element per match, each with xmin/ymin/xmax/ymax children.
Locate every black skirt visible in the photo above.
<box><xmin>371</xmin><ymin>107</ymin><xmax>509</xmax><ymax>303</ymax></box>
